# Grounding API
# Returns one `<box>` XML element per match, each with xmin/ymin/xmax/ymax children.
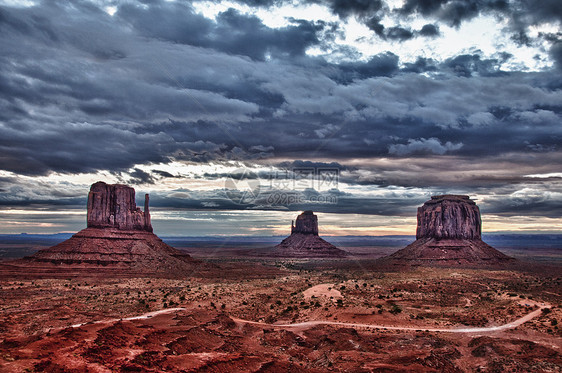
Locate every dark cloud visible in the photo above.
<box><xmin>509</xmin><ymin>0</ymin><xmax>562</xmax><ymax>30</ymax></box>
<box><xmin>153</xmin><ymin>170</ymin><xmax>176</xmax><ymax>178</ymax></box>
<box><xmin>366</xmin><ymin>20</ymin><xmax>438</xmax><ymax>42</ymax></box>
<box><xmin>551</xmin><ymin>42</ymin><xmax>562</xmax><ymax>70</ymax></box>
<box><xmin>438</xmin><ymin>1</ymin><xmax>480</xmax><ymax>27</ymax></box>
<box><xmin>325</xmin><ymin>0</ymin><xmax>384</xmax><ymax>18</ymax></box>
<box><xmin>388</xmin><ymin>137</ymin><xmax>463</xmax><ymax>155</ymax></box>
<box><xmin>399</xmin><ymin>0</ymin><xmax>508</xmax><ymax>27</ymax></box>
<box><xmin>386</xmin><ymin>26</ymin><xmax>414</xmax><ymax>41</ymax></box>
<box><xmin>366</xmin><ymin>16</ymin><xmax>385</xmax><ymax>37</ymax></box>
<box><xmin>483</xmin><ymin>193</ymin><xmax>562</xmax><ymax>218</ymax></box>
<box><xmin>399</xmin><ymin>0</ymin><xmax>448</xmax><ymax>16</ymax></box>
<box><xmin>127</xmin><ymin>168</ymin><xmax>156</xmax><ymax>185</ymax></box>
<box><xmin>336</xmin><ymin>52</ymin><xmax>400</xmax><ymax>81</ymax></box>
<box><xmin>117</xmin><ymin>2</ymin><xmax>322</xmax><ymax>61</ymax></box>
<box><xmin>418</xmin><ymin>23</ymin><xmax>440</xmax><ymax>37</ymax></box>
<box><xmin>401</xmin><ymin>57</ymin><xmax>438</xmax><ymax>73</ymax></box>
<box><xmin>442</xmin><ymin>53</ymin><xmax>506</xmax><ymax>77</ymax></box>
<box><xmin>276</xmin><ymin>160</ymin><xmax>352</xmax><ymax>171</ymax></box>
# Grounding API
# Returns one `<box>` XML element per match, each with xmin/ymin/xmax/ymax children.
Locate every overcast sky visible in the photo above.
<box><xmin>0</xmin><ymin>0</ymin><xmax>560</xmax><ymax>236</ymax></box>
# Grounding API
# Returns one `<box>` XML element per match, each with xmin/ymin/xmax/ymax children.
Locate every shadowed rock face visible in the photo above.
<box><xmin>274</xmin><ymin>211</ymin><xmax>347</xmax><ymax>258</ymax></box>
<box><xmin>384</xmin><ymin>195</ymin><xmax>513</xmax><ymax>266</ymax></box>
<box><xmin>291</xmin><ymin>210</ymin><xmax>319</xmax><ymax>235</ymax></box>
<box><xmin>416</xmin><ymin>195</ymin><xmax>480</xmax><ymax>240</ymax></box>
<box><xmin>87</xmin><ymin>182</ymin><xmax>152</xmax><ymax>232</ymax></box>
<box><xmin>26</xmin><ymin>182</ymin><xmax>200</xmax><ymax>274</ymax></box>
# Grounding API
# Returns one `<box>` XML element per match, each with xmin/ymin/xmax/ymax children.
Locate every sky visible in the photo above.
<box><xmin>0</xmin><ymin>0</ymin><xmax>561</xmax><ymax>236</ymax></box>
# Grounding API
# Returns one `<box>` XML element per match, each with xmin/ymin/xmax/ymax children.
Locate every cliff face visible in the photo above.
<box><xmin>291</xmin><ymin>211</ymin><xmax>319</xmax><ymax>235</ymax></box>
<box><xmin>416</xmin><ymin>195</ymin><xmax>480</xmax><ymax>240</ymax></box>
<box><xmin>87</xmin><ymin>181</ymin><xmax>152</xmax><ymax>232</ymax></box>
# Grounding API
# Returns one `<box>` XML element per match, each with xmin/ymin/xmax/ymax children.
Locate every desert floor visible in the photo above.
<box><xmin>0</xmin><ymin>252</ymin><xmax>561</xmax><ymax>372</ymax></box>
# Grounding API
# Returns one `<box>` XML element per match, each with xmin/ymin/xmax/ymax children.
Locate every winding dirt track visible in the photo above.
<box><xmin>66</xmin><ymin>302</ymin><xmax>550</xmax><ymax>334</ymax></box>
<box><xmin>232</xmin><ymin>303</ymin><xmax>549</xmax><ymax>333</ymax></box>
<box><xmin>68</xmin><ymin>307</ymin><xmax>186</xmax><ymax>329</ymax></box>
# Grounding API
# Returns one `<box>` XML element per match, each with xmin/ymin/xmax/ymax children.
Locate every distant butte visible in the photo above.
<box><xmin>383</xmin><ymin>195</ymin><xmax>514</xmax><ymax>266</ymax></box>
<box><xmin>26</xmin><ymin>181</ymin><xmax>200</xmax><ymax>274</ymax></box>
<box><xmin>272</xmin><ymin>211</ymin><xmax>348</xmax><ymax>258</ymax></box>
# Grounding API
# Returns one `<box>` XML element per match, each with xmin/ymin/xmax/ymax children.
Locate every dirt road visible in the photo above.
<box><xmin>232</xmin><ymin>302</ymin><xmax>550</xmax><ymax>334</ymax></box>
<box><xmin>63</xmin><ymin>302</ymin><xmax>549</xmax><ymax>335</ymax></box>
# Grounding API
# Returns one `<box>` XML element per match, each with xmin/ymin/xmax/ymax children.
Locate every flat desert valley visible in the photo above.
<box><xmin>0</xmin><ymin>241</ymin><xmax>560</xmax><ymax>373</ymax></box>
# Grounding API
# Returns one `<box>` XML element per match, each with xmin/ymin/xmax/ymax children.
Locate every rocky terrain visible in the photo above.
<box><xmin>0</xmin><ymin>265</ymin><xmax>559</xmax><ymax>372</ymax></box>
<box><xmin>21</xmin><ymin>182</ymin><xmax>200</xmax><ymax>275</ymax></box>
<box><xmin>271</xmin><ymin>211</ymin><xmax>348</xmax><ymax>258</ymax></box>
<box><xmin>384</xmin><ymin>195</ymin><xmax>514</xmax><ymax>266</ymax></box>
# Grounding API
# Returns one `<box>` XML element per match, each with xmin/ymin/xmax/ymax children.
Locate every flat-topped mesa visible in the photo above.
<box><xmin>87</xmin><ymin>181</ymin><xmax>152</xmax><ymax>232</ymax></box>
<box><xmin>383</xmin><ymin>194</ymin><xmax>513</xmax><ymax>266</ymax></box>
<box><xmin>416</xmin><ymin>195</ymin><xmax>480</xmax><ymax>240</ymax></box>
<box><xmin>291</xmin><ymin>210</ymin><xmax>319</xmax><ymax>236</ymax></box>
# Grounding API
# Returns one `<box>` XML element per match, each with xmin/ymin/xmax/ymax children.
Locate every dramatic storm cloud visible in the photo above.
<box><xmin>0</xmin><ymin>0</ymin><xmax>560</xmax><ymax>235</ymax></box>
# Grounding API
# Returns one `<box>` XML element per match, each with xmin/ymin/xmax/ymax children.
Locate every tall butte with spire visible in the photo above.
<box><xmin>28</xmin><ymin>181</ymin><xmax>198</xmax><ymax>274</ymax></box>
<box><xmin>272</xmin><ymin>211</ymin><xmax>347</xmax><ymax>258</ymax></box>
<box><xmin>86</xmin><ymin>182</ymin><xmax>153</xmax><ymax>232</ymax></box>
<box><xmin>384</xmin><ymin>195</ymin><xmax>513</xmax><ymax>265</ymax></box>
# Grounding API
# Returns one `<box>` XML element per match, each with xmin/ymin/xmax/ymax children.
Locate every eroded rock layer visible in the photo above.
<box><xmin>29</xmin><ymin>228</ymin><xmax>196</xmax><ymax>272</ymax></box>
<box><xmin>387</xmin><ymin>237</ymin><xmax>512</xmax><ymax>265</ymax></box>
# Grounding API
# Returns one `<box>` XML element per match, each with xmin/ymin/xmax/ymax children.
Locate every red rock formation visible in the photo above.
<box><xmin>385</xmin><ymin>195</ymin><xmax>513</xmax><ymax>266</ymax></box>
<box><xmin>291</xmin><ymin>210</ymin><xmax>319</xmax><ymax>235</ymax></box>
<box><xmin>273</xmin><ymin>211</ymin><xmax>347</xmax><ymax>258</ymax></box>
<box><xmin>87</xmin><ymin>182</ymin><xmax>152</xmax><ymax>232</ymax></box>
<box><xmin>416</xmin><ymin>195</ymin><xmax>480</xmax><ymax>240</ymax></box>
<box><xmin>26</xmin><ymin>182</ymin><xmax>200</xmax><ymax>274</ymax></box>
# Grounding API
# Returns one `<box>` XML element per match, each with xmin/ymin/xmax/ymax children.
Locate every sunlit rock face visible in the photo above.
<box><xmin>416</xmin><ymin>195</ymin><xmax>480</xmax><ymax>240</ymax></box>
<box><xmin>87</xmin><ymin>181</ymin><xmax>152</xmax><ymax>232</ymax></box>
<box><xmin>384</xmin><ymin>195</ymin><xmax>513</xmax><ymax>266</ymax></box>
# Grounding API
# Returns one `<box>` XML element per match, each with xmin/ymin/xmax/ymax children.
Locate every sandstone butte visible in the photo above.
<box><xmin>384</xmin><ymin>195</ymin><xmax>514</xmax><ymax>265</ymax></box>
<box><xmin>272</xmin><ymin>211</ymin><xmax>348</xmax><ymax>258</ymax></box>
<box><xmin>27</xmin><ymin>181</ymin><xmax>199</xmax><ymax>273</ymax></box>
